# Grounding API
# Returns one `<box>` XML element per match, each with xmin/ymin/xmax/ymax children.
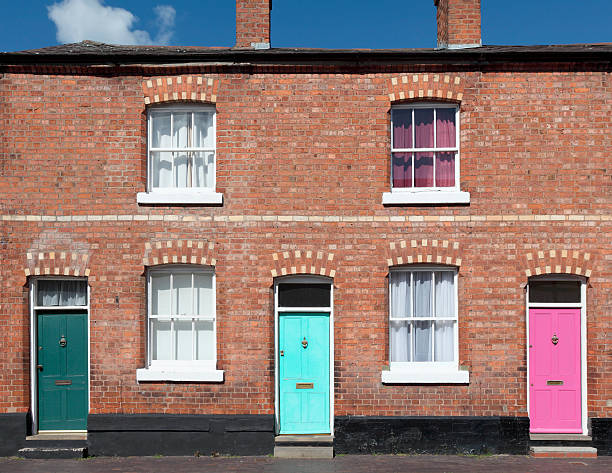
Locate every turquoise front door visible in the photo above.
<box><xmin>37</xmin><ymin>312</ymin><xmax>88</xmax><ymax>430</ymax></box>
<box><xmin>279</xmin><ymin>312</ymin><xmax>330</xmax><ymax>434</ymax></box>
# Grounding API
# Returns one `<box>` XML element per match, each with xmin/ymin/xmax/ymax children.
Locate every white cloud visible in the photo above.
<box><xmin>47</xmin><ymin>0</ymin><xmax>176</xmax><ymax>45</ymax></box>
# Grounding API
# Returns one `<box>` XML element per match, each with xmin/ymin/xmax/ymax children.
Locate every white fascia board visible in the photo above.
<box><xmin>137</xmin><ymin>191</ymin><xmax>223</xmax><ymax>205</ymax></box>
<box><xmin>381</xmin><ymin>369</ymin><xmax>469</xmax><ymax>384</ymax></box>
<box><xmin>136</xmin><ymin>368</ymin><xmax>224</xmax><ymax>383</ymax></box>
<box><xmin>382</xmin><ymin>191</ymin><xmax>470</xmax><ymax>205</ymax></box>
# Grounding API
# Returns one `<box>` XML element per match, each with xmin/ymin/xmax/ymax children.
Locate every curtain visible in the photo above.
<box><xmin>172</xmin><ymin>112</ymin><xmax>190</xmax><ymax>187</ymax></box>
<box><xmin>434</xmin><ymin>272</ymin><xmax>455</xmax><ymax>361</ymax></box>
<box><xmin>390</xmin><ymin>272</ymin><xmax>411</xmax><ymax>361</ymax></box>
<box><xmin>392</xmin><ymin>109</ymin><xmax>412</xmax><ymax>188</ymax></box>
<box><xmin>414</xmin><ymin>109</ymin><xmax>434</xmax><ymax>187</ymax></box>
<box><xmin>37</xmin><ymin>280</ymin><xmax>86</xmax><ymax>306</ymax></box>
<box><xmin>435</xmin><ymin>108</ymin><xmax>456</xmax><ymax>187</ymax></box>
<box><xmin>413</xmin><ymin>272</ymin><xmax>432</xmax><ymax>317</ymax></box>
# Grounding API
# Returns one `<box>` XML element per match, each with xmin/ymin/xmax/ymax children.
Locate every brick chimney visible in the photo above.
<box><xmin>235</xmin><ymin>0</ymin><xmax>271</xmax><ymax>49</ymax></box>
<box><xmin>434</xmin><ymin>0</ymin><xmax>481</xmax><ymax>49</ymax></box>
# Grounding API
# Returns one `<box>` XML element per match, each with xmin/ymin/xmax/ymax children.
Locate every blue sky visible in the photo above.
<box><xmin>1</xmin><ymin>0</ymin><xmax>610</xmax><ymax>52</ymax></box>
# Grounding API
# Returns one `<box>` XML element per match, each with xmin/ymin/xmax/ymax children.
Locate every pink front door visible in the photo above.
<box><xmin>529</xmin><ymin>308</ymin><xmax>581</xmax><ymax>433</ymax></box>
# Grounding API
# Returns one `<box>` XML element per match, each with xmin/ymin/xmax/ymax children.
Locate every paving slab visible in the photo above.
<box><xmin>0</xmin><ymin>454</ymin><xmax>611</xmax><ymax>473</ymax></box>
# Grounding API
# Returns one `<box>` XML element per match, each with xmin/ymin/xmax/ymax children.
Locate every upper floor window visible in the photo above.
<box><xmin>383</xmin><ymin>103</ymin><xmax>470</xmax><ymax>205</ymax></box>
<box><xmin>137</xmin><ymin>105</ymin><xmax>222</xmax><ymax>205</ymax></box>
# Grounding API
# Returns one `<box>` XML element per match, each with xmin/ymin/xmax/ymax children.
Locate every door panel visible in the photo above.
<box><xmin>279</xmin><ymin>313</ymin><xmax>330</xmax><ymax>434</ymax></box>
<box><xmin>37</xmin><ymin>312</ymin><xmax>88</xmax><ymax>430</ymax></box>
<box><xmin>529</xmin><ymin>308</ymin><xmax>581</xmax><ymax>433</ymax></box>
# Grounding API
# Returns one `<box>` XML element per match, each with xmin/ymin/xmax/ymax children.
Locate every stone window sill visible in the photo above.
<box><xmin>382</xmin><ymin>190</ymin><xmax>470</xmax><ymax>205</ymax></box>
<box><xmin>136</xmin><ymin>368</ymin><xmax>224</xmax><ymax>383</ymax></box>
<box><xmin>137</xmin><ymin>191</ymin><xmax>223</xmax><ymax>205</ymax></box>
<box><xmin>381</xmin><ymin>368</ymin><xmax>469</xmax><ymax>384</ymax></box>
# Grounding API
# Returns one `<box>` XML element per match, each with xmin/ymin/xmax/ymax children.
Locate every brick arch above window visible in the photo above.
<box><xmin>519</xmin><ymin>249</ymin><xmax>595</xmax><ymax>278</ymax></box>
<box><xmin>24</xmin><ymin>251</ymin><xmax>90</xmax><ymax>279</ymax></box>
<box><xmin>386</xmin><ymin>239</ymin><xmax>462</xmax><ymax>268</ymax></box>
<box><xmin>267</xmin><ymin>250</ymin><xmax>337</xmax><ymax>278</ymax></box>
<box><xmin>142</xmin><ymin>75</ymin><xmax>219</xmax><ymax>105</ymax></box>
<box><xmin>143</xmin><ymin>239</ymin><xmax>217</xmax><ymax>268</ymax></box>
<box><xmin>387</xmin><ymin>74</ymin><xmax>464</xmax><ymax>103</ymax></box>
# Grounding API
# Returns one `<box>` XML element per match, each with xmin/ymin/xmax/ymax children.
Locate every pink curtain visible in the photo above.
<box><xmin>435</xmin><ymin>108</ymin><xmax>456</xmax><ymax>187</ymax></box>
<box><xmin>414</xmin><ymin>109</ymin><xmax>434</xmax><ymax>187</ymax></box>
<box><xmin>392</xmin><ymin>110</ymin><xmax>412</xmax><ymax>187</ymax></box>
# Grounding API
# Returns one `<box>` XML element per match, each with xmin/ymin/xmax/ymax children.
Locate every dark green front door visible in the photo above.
<box><xmin>37</xmin><ymin>312</ymin><xmax>88</xmax><ymax>430</ymax></box>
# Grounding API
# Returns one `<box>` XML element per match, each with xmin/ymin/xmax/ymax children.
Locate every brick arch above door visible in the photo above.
<box><xmin>519</xmin><ymin>249</ymin><xmax>595</xmax><ymax>278</ymax></box>
<box><xmin>266</xmin><ymin>250</ymin><xmax>338</xmax><ymax>278</ymax></box>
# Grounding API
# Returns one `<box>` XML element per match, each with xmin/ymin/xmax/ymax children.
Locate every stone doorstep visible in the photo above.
<box><xmin>26</xmin><ymin>433</ymin><xmax>87</xmax><ymax>441</ymax></box>
<box><xmin>529</xmin><ymin>433</ymin><xmax>592</xmax><ymax>442</ymax></box>
<box><xmin>530</xmin><ymin>446</ymin><xmax>598</xmax><ymax>458</ymax></box>
<box><xmin>274</xmin><ymin>446</ymin><xmax>334</xmax><ymax>459</ymax></box>
<box><xmin>18</xmin><ymin>447</ymin><xmax>87</xmax><ymax>459</ymax></box>
<box><xmin>274</xmin><ymin>435</ymin><xmax>334</xmax><ymax>458</ymax></box>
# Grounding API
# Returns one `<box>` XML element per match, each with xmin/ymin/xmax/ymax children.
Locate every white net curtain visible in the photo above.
<box><xmin>37</xmin><ymin>280</ymin><xmax>87</xmax><ymax>307</ymax></box>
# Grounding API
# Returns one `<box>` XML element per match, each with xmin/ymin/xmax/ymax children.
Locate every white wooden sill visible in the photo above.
<box><xmin>137</xmin><ymin>191</ymin><xmax>223</xmax><ymax>205</ymax></box>
<box><xmin>136</xmin><ymin>367</ymin><xmax>224</xmax><ymax>383</ymax></box>
<box><xmin>381</xmin><ymin>367</ymin><xmax>469</xmax><ymax>384</ymax></box>
<box><xmin>382</xmin><ymin>190</ymin><xmax>470</xmax><ymax>205</ymax></box>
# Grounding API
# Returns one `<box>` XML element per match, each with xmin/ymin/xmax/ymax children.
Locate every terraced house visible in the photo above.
<box><xmin>0</xmin><ymin>0</ymin><xmax>610</xmax><ymax>459</ymax></box>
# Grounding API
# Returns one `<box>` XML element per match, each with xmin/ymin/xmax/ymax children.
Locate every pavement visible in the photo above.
<box><xmin>1</xmin><ymin>455</ymin><xmax>612</xmax><ymax>473</ymax></box>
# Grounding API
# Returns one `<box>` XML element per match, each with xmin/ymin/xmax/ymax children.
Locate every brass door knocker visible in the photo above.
<box><xmin>59</xmin><ymin>335</ymin><xmax>67</xmax><ymax>347</ymax></box>
<box><xmin>551</xmin><ymin>334</ymin><xmax>559</xmax><ymax>345</ymax></box>
<box><xmin>301</xmin><ymin>337</ymin><xmax>308</xmax><ymax>348</ymax></box>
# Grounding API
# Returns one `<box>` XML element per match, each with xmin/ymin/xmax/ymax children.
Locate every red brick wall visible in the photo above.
<box><xmin>435</xmin><ymin>0</ymin><xmax>481</xmax><ymax>47</ymax></box>
<box><xmin>0</xmin><ymin>63</ymin><xmax>610</xmax><ymax>418</ymax></box>
<box><xmin>235</xmin><ymin>0</ymin><xmax>271</xmax><ymax>48</ymax></box>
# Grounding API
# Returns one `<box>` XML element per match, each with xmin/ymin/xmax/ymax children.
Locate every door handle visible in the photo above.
<box><xmin>280</xmin><ymin>350</ymin><xmax>284</xmax><ymax>357</ymax></box>
<box><xmin>37</xmin><ymin>364</ymin><xmax>43</xmax><ymax>371</ymax></box>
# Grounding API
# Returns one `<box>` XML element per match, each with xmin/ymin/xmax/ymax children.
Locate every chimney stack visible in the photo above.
<box><xmin>434</xmin><ymin>0</ymin><xmax>481</xmax><ymax>49</ymax></box>
<box><xmin>235</xmin><ymin>0</ymin><xmax>271</xmax><ymax>49</ymax></box>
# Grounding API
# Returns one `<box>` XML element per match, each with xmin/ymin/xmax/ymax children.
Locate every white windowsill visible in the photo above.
<box><xmin>382</xmin><ymin>190</ymin><xmax>470</xmax><ymax>205</ymax></box>
<box><xmin>137</xmin><ymin>191</ymin><xmax>223</xmax><ymax>205</ymax></box>
<box><xmin>381</xmin><ymin>368</ymin><xmax>469</xmax><ymax>384</ymax></box>
<box><xmin>136</xmin><ymin>368</ymin><xmax>224</xmax><ymax>382</ymax></box>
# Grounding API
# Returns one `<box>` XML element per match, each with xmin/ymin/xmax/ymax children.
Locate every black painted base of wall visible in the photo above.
<box><xmin>0</xmin><ymin>412</ymin><xmax>28</xmax><ymax>457</ymax></box>
<box><xmin>334</xmin><ymin>416</ymin><xmax>530</xmax><ymax>455</ymax></box>
<box><xmin>592</xmin><ymin>418</ymin><xmax>612</xmax><ymax>456</ymax></box>
<box><xmin>87</xmin><ymin>414</ymin><xmax>274</xmax><ymax>457</ymax></box>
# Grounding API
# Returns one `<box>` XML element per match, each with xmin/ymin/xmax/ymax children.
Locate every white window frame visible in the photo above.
<box><xmin>382</xmin><ymin>266</ymin><xmax>469</xmax><ymax>384</ymax></box>
<box><xmin>136</xmin><ymin>265</ymin><xmax>223</xmax><ymax>382</ymax></box>
<box><xmin>382</xmin><ymin>103</ymin><xmax>470</xmax><ymax>205</ymax></box>
<box><xmin>137</xmin><ymin>104</ymin><xmax>223</xmax><ymax>205</ymax></box>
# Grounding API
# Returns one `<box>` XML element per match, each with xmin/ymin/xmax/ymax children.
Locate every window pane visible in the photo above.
<box><xmin>390</xmin><ymin>320</ymin><xmax>411</xmax><ymax>362</ymax></box>
<box><xmin>414</xmin><ymin>152</ymin><xmax>433</xmax><ymax>187</ymax></box>
<box><xmin>434</xmin><ymin>272</ymin><xmax>455</xmax><ymax>317</ymax></box>
<box><xmin>392</xmin><ymin>109</ymin><xmax>412</xmax><ymax>149</ymax></box>
<box><xmin>174</xmin><ymin>320</ymin><xmax>193</xmax><ymax>361</ymax></box>
<box><xmin>436</xmin><ymin>108</ymin><xmax>456</xmax><ymax>148</ymax></box>
<box><xmin>414</xmin><ymin>321</ymin><xmax>432</xmax><ymax>361</ymax></box>
<box><xmin>152</xmin><ymin>319</ymin><xmax>172</xmax><ymax>360</ymax></box>
<box><xmin>434</xmin><ymin>321</ymin><xmax>454</xmax><ymax>361</ymax></box>
<box><xmin>413</xmin><ymin>272</ymin><xmax>432</xmax><ymax>317</ymax></box>
<box><xmin>392</xmin><ymin>152</ymin><xmax>412</xmax><ymax>188</ymax></box>
<box><xmin>435</xmin><ymin>152</ymin><xmax>455</xmax><ymax>187</ymax></box>
<box><xmin>194</xmin><ymin>273</ymin><xmax>213</xmax><ymax>316</ymax></box>
<box><xmin>414</xmin><ymin>109</ymin><xmax>434</xmax><ymax>148</ymax></box>
<box><xmin>152</xmin><ymin>151</ymin><xmax>173</xmax><ymax>188</ymax></box>
<box><xmin>529</xmin><ymin>281</ymin><xmax>581</xmax><ymax>303</ymax></box>
<box><xmin>151</xmin><ymin>274</ymin><xmax>171</xmax><ymax>315</ymax></box>
<box><xmin>37</xmin><ymin>280</ymin><xmax>87</xmax><ymax>306</ymax></box>
<box><xmin>278</xmin><ymin>283</ymin><xmax>331</xmax><ymax>307</ymax></box>
<box><xmin>194</xmin><ymin>112</ymin><xmax>214</xmax><ymax>148</ymax></box>
<box><xmin>173</xmin><ymin>274</ymin><xmax>193</xmax><ymax>316</ymax></box>
<box><xmin>194</xmin><ymin>152</ymin><xmax>214</xmax><ymax>188</ymax></box>
<box><xmin>172</xmin><ymin>112</ymin><xmax>190</xmax><ymax>148</ymax></box>
<box><xmin>390</xmin><ymin>271</ymin><xmax>411</xmax><ymax>318</ymax></box>
<box><xmin>151</xmin><ymin>112</ymin><xmax>171</xmax><ymax>148</ymax></box>
<box><xmin>174</xmin><ymin>152</ymin><xmax>189</xmax><ymax>188</ymax></box>
<box><xmin>195</xmin><ymin>320</ymin><xmax>215</xmax><ymax>361</ymax></box>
